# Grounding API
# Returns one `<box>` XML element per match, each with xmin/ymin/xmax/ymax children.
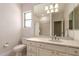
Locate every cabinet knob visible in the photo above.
<box><xmin>40</xmin><ymin>45</ymin><xmax>42</xmax><ymax>46</ymax></box>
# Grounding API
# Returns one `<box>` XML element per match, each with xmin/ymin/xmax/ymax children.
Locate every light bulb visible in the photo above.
<box><xmin>47</xmin><ymin>10</ymin><xmax>50</xmax><ymax>14</ymax></box>
<box><xmin>55</xmin><ymin>8</ymin><xmax>58</xmax><ymax>12</ymax></box>
<box><xmin>45</xmin><ymin>6</ymin><xmax>48</xmax><ymax>10</ymax></box>
<box><xmin>51</xmin><ymin>9</ymin><xmax>54</xmax><ymax>13</ymax></box>
<box><xmin>55</xmin><ymin>4</ymin><xmax>59</xmax><ymax>8</ymax></box>
<box><xmin>50</xmin><ymin>5</ymin><xmax>53</xmax><ymax>9</ymax></box>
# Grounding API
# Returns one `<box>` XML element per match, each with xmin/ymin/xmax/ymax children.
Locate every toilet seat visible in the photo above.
<box><xmin>13</xmin><ymin>44</ymin><xmax>26</xmax><ymax>56</ymax></box>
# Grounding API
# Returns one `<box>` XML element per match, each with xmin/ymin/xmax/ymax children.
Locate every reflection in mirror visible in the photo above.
<box><xmin>74</xmin><ymin>5</ymin><xmax>79</xmax><ymax>29</ymax></box>
<box><xmin>54</xmin><ymin>21</ymin><xmax>62</xmax><ymax>36</ymax></box>
<box><xmin>69</xmin><ymin>5</ymin><xmax>79</xmax><ymax>30</ymax></box>
<box><xmin>33</xmin><ymin>4</ymin><xmax>50</xmax><ymax>36</ymax></box>
<box><xmin>33</xmin><ymin>3</ymin><xmax>65</xmax><ymax>37</ymax></box>
<box><xmin>69</xmin><ymin>11</ymin><xmax>73</xmax><ymax>29</ymax></box>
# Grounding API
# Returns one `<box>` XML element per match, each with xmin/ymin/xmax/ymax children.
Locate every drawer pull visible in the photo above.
<box><xmin>40</xmin><ymin>45</ymin><xmax>41</xmax><ymax>46</ymax></box>
<box><xmin>40</xmin><ymin>45</ymin><xmax>42</xmax><ymax>46</ymax></box>
<box><xmin>74</xmin><ymin>51</ymin><xmax>78</xmax><ymax>53</ymax></box>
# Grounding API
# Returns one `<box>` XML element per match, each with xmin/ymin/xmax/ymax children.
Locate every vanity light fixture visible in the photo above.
<box><xmin>49</xmin><ymin>5</ymin><xmax>53</xmax><ymax>9</ymax></box>
<box><xmin>55</xmin><ymin>4</ymin><xmax>59</xmax><ymax>8</ymax></box>
<box><xmin>55</xmin><ymin>8</ymin><xmax>58</xmax><ymax>12</ymax></box>
<box><xmin>47</xmin><ymin>10</ymin><xmax>50</xmax><ymax>13</ymax></box>
<box><xmin>45</xmin><ymin>4</ymin><xmax>59</xmax><ymax>14</ymax></box>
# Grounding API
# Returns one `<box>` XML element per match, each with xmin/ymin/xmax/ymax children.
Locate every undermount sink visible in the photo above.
<box><xmin>49</xmin><ymin>39</ymin><xmax>62</xmax><ymax>42</ymax></box>
<box><xmin>48</xmin><ymin>36</ymin><xmax>63</xmax><ymax>42</ymax></box>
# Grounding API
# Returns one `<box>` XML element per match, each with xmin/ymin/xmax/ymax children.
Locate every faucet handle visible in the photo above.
<box><xmin>54</xmin><ymin>35</ymin><xmax>56</xmax><ymax>37</ymax></box>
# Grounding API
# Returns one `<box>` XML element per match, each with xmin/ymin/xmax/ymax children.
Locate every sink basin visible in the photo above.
<box><xmin>49</xmin><ymin>39</ymin><xmax>62</xmax><ymax>42</ymax></box>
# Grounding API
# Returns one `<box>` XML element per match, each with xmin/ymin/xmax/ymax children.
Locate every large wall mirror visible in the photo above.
<box><xmin>33</xmin><ymin>4</ymin><xmax>50</xmax><ymax>37</ymax></box>
<box><xmin>33</xmin><ymin>3</ymin><xmax>65</xmax><ymax>37</ymax></box>
<box><xmin>69</xmin><ymin>5</ymin><xmax>79</xmax><ymax>30</ymax></box>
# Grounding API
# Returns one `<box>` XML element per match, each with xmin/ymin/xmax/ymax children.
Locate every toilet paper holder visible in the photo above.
<box><xmin>3</xmin><ymin>42</ymin><xmax>9</xmax><ymax>48</ymax></box>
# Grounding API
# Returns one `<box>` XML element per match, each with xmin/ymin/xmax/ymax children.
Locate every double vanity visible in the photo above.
<box><xmin>22</xmin><ymin>37</ymin><xmax>79</xmax><ymax>56</ymax></box>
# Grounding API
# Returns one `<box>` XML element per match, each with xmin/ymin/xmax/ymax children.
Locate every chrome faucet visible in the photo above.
<box><xmin>54</xmin><ymin>35</ymin><xmax>57</xmax><ymax>40</ymax></box>
<box><xmin>50</xmin><ymin>34</ymin><xmax>57</xmax><ymax>40</ymax></box>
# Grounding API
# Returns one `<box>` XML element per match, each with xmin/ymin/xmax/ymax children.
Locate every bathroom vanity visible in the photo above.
<box><xmin>22</xmin><ymin>4</ymin><xmax>79</xmax><ymax>56</ymax></box>
<box><xmin>22</xmin><ymin>37</ymin><xmax>79</xmax><ymax>56</ymax></box>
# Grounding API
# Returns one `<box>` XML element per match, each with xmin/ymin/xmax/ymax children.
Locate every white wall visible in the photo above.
<box><xmin>0</xmin><ymin>3</ymin><xmax>21</xmax><ymax>55</ymax></box>
<box><xmin>64</xmin><ymin>3</ymin><xmax>79</xmax><ymax>40</ymax></box>
<box><xmin>39</xmin><ymin>15</ymin><xmax>50</xmax><ymax>36</ymax></box>
<box><xmin>22</xmin><ymin>4</ymin><xmax>34</xmax><ymax>37</ymax></box>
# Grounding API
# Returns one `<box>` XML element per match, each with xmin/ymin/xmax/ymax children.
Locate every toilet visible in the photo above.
<box><xmin>13</xmin><ymin>44</ymin><xmax>26</xmax><ymax>56</ymax></box>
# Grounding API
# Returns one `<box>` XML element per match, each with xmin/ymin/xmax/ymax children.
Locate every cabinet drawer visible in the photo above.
<box><xmin>65</xmin><ymin>47</ymin><xmax>79</xmax><ymax>55</ymax></box>
<box><xmin>27</xmin><ymin>41</ymin><xmax>40</xmax><ymax>47</ymax></box>
<box><xmin>39</xmin><ymin>43</ymin><xmax>66</xmax><ymax>51</ymax></box>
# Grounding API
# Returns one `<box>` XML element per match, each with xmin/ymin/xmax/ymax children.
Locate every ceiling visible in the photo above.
<box><xmin>33</xmin><ymin>3</ymin><xmax>67</xmax><ymax>17</ymax></box>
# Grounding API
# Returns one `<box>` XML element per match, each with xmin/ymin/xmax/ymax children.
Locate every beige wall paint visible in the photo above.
<box><xmin>0</xmin><ymin>3</ymin><xmax>21</xmax><ymax>55</ymax></box>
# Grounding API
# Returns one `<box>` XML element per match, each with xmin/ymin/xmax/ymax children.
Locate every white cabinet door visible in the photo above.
<box><xmin>27</xmin><ymin>45</ymin><xmax>31</xmax><ymax>56</ymax></box>
<box><xmin>27</xmin><ymin>45</ymin><xmax>37</xmax><ymax>56</ymax></box>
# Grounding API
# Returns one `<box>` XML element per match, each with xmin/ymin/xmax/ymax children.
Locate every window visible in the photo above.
<box><xmin>24</xmin><ymin>11</ymin><xmax>32</xmax><ymax>28</ymax></box>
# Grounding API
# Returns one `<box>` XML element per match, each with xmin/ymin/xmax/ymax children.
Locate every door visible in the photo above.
<box><xmin>54</xmin><ymin>21</ymin><xmax>62</xmax><ymax>36</ymax></box>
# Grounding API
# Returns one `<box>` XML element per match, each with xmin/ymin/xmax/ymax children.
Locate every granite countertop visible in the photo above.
<box><xmin>22</xmin><ymin>37</ymin><xmax>79</xmax><ymax>49</ymax></box>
